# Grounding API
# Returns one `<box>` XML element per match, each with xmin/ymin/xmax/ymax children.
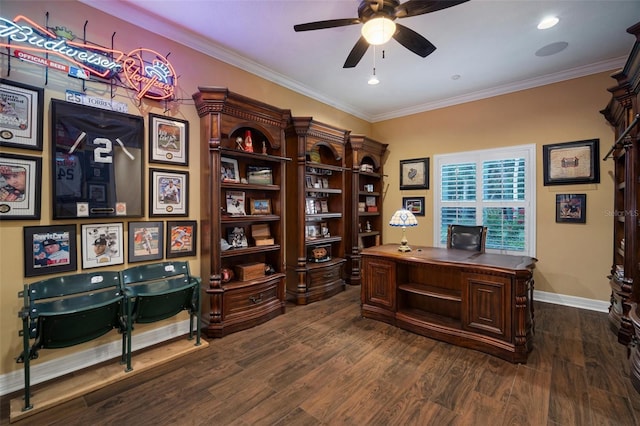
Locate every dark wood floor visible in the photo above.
<box><xmin>2</xmin><ymin>285</ymin><xmax>639</xmax><ymax>425</ymax></box>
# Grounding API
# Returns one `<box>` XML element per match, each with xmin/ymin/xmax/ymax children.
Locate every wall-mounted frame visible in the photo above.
<box><xmin>543</xmin><ymin>139</ymin><xmax>600</xmax><ymax>185</ymax></box>
<box><xmin>400</xmin><ymin>157</ymin><xmax>429</xmax><ymax>190</ymax></box>
<box><xmin>0</xmin><ymin>79</ymin><xmax>44</xmax><ymax>151</ymax></box>
<box><xmin>23</xmin><ymin>225</ymin><xmax>77</xmax><ymax>277</ymax></box>
<box><xmin>149</xmin><ymin>113</ymin><xmax>189</xmax><ymax>166</ymax></box>
<box><xmin>166</xmin><ymin>220</ymin><xmax>197</xmax><ymax>258</ymax></box>
<box><xmin>403</xmin><ymin>196</ymin><xmax>425</xmax><ymax>216</ymax></box>
<box><xmin>0</xmin><ymin>153</ymin><xmax>41</xmax><ymax>220</ymax></box>
<box><xmin>221</xmin><ymin>157</ymin><xmax>240</xmax><ymax>183</ymax></box>
<box><xmin>250</xmin><ymin>198</ymin><xmax>271</xmax><ymax>215</ymax></box>
<box><xmin>556</xmin><ymin>194</ymin><xmax>586</xmax><ymax>223</ymax></box>
<box><xmin>51</xmin><ymin>99</ymin><xmax>144</xmax><ymax>219</ymax></box>
<box><xmin>128</xmin><ymin>221</ymin><xmax>164</xmax><ymax>263</ymax></box>
<box><xmin>81</xmin><ymin>222</ymin><xmax>124</xmax><ymax>269</ymax></box>
<box><xmin>150</xmin><ymin>168</ymin><xmax>189</xmax><ymax>216</ymax></box>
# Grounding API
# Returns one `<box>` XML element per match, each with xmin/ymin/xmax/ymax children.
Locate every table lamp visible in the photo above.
<box><xmin>389</xmin><ymin>208</ymin><xmax>418</xmax><ymax>252</ymax></box>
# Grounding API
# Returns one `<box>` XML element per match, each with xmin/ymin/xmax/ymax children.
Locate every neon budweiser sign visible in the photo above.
<box><xmin>0</xmin><ymin>14</ymin><xmax>177</xmax><ymax>100</ymax></box>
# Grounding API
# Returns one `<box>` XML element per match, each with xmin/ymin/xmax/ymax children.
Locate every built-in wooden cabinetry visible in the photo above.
<box><xmin>285</xmin><ymin>117</ymin><xmax>350</xmax><ymax>304</ymax></box>
<box><xmin>601</xmin><ymin>22</ymin><xmax>640</xmax><ymax>393</ymax></box>
<box><xmin>345</xmin><ymin>135</ymin><xmax>388</xmax><ymax>285</ymax></box>
<box><xmin>193</xmin><ymin>87</ymin><xmax>291</xmax><ymax>337</ymax></box>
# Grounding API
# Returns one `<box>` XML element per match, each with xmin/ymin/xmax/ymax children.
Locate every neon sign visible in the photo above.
<box><xmin>0</xmin><ymin>15</ymin><xmax>177</xmax><ymax>101</ymax></box>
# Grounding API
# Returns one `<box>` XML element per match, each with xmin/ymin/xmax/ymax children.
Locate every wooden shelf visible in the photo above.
<box><xmin>399</xmin><ymin>283</ymin><xmax>462</xmax><ymax>302</ymax></box>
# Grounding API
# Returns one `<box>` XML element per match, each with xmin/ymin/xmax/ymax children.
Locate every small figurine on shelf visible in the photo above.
<box><xmin>235</xmin><ymin>136</ymin><xmax>244</xmax><ymax>150</ymax></box>
<box><xmin>244</xmin><ymin>130</ymin><xmax>254</xmax><ymax>152</ymax></box>
<box><xmin>366</xmin><ymin>221</ymin><xmax>372</xmax><ymax>232</ymax></box>
<box><xmin>262</xmin><ymin>141</ymin><xmax>268</xmax><ymax>154</ymax></box>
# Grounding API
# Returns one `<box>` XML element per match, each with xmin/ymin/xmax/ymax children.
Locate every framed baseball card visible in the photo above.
<box><xmin>50</xmin><ymin>100</ymin><xmax>145</xmax><ymax>219</ymax></box>
<box><xmin>166</xmin><ymin>220</ymin><xmax>197</xmax><ymax>258</ymax></box>
<box><xmin>23</xmin><ymin>225</ymin><xmax>77</xmax><ymax>277</ymax></box>
<box><xmin>128</xmin><ymin>221</ymin><xmax>164</xmax><ymax>263</ymax></box>
<box><xmin>149</xmin><ymin>113</ymin><xmax>189</xmax><ymax>165</ymax></box>
<box><xmin>150</xmin><ymin>168</ymin><xmax>189</xmax><ymax>216</ymax></box>
<box><xmin>0</xmin><ymin>79</ymin><xmax>44</xmax><ymax>151</ymax></box>
<box><xmin>81</xmin><ymin>222</ymin><xmax>124</xmax><ymax>269</ymax></box>
<box><xmin>0</xmin><ymin>153</ymin><xmax>41</xmax><ymax>220</ymax></box>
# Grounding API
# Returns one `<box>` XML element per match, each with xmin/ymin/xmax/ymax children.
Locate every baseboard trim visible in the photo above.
<box><xmin>533</xmin><ymin>290</ymin><xmax>609</xmax><ymax>313</ymax></box>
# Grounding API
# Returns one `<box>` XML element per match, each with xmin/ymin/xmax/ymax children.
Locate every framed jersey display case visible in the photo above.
<box><xmin>50</xmin><ymin>100</ymin><xmax>145</xmax><ymax>219</ymax></box>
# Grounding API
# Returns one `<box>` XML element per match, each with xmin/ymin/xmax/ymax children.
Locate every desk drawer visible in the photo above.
<box><xmin>224</xmin><ymin>279</ymin><xmax>280</xmax><ymax>319</ymax></box>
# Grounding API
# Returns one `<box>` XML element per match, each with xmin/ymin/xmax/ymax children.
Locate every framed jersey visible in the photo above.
<box><xmin>51</xmin><ymin>100</ymin><xmax>144</xmax><ymax>218</ymax></box>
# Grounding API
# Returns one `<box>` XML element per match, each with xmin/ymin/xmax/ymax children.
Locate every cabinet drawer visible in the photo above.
<box><xmin>308</xmin><ymin>263</ymin><xmax>342</xmax><ymax>287</ymax></box>
<box><xmin>224</xmin><ymin>280</ymin><xmax>280</xmax><ymax>319</ymax></box>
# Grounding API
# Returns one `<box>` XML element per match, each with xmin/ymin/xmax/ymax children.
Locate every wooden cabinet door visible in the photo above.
<box><xmin>361</xmin><ymin>257</ymin><xmax>396</xmax><ymax>311</ymax></box>
<box><xmin>461</xmin><ymin>272</ymin><xmax>512</xmax><ymax>341</ymax></box>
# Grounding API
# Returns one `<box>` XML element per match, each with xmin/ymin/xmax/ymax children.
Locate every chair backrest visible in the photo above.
<box><xmin>446</xmin><ymin>225</ymin><xmax>487</xmax><ymax>253</ymax></box>
<box><xmin>22</xmin><ymin>271</ymin><xmax>124</xmax><ymax>349</ymax></box>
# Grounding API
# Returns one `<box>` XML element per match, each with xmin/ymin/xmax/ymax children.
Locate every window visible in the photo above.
<box><xmin>433</xmin><ymin>144</ymin><xmax>536</xmax><ymax>256</ymax></box>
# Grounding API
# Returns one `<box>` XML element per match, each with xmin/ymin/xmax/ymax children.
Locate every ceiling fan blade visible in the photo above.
<box><xmin>294</xmin><ymin>18</ymin><xmax>361</xmax><ymax>32</ymax></box>
<box><xmin>343</xmin><ymin>36</ymin><xmax>370</xmax><ymax>68</ymax></box>
<box><xmin>393</xmin><ymin>23</ymin><xmax>436</xmax><ymax>58</ymax></box>
<box><xmin>395</xmin><ymin>0</ymin><xmax>469</xmax><ymax>19</ymax></box>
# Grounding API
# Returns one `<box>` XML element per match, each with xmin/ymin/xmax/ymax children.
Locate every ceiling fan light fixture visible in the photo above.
<box><xmin>362</xmin><ymin>17</ymin><xmax>396</xmax><ymax>45</ymax></box>
<box><xmin>368</xmin><ymin>68</ymin><xmax>379</xmax><ymax>85</ymax></box>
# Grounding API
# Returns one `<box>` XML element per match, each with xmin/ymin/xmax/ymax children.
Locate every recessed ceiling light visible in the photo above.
<box><xmin>538</xmin><ymin>16</ymin><xmax>559</xmax><ymax>30</ymax></box>
<box><xmin>451</xmin><ymin>74</ymin><xmax>461</xmax><ymax>80</ymax></box>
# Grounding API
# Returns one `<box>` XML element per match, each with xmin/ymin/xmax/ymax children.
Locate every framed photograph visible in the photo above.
<box><xmin>150</xmin><ymin>168</ymin><xmax>189</xmax><ymax>216</ymax></box>
<box><xmin>250</xmin><ymin>198</ymin><xmax>272</xmax><ymax>215</ymax></box>
<box><xmin>0</xmin><ymin>153</ymin><xmax>41</xmax><ymax>220</ymax></box>
<box><xmin>128</xmin><ymin>221</ymin><xmax>164</xmax><ymax>263</ymax></box>
<box><xmin>400</xmin><ymin>157</ymin><xmax>429</xmax><ymax>190</ymax></box>
<box><xmin>403</xmin><ymin>196</ymin><xmax>425</xmax><ymax>216</ymax></box>
<box><xmin>51</xmin><ymin>100</ymin><xmax>144</xmax><ymax>219</ymax></box>
<box><xmin>226</xmin><ymin>191</ymin><xmax>246</xmax><ymax>215</ymax></box>
<box><xmin>247</xmin><ymin>165</ymin><xmax>273</xmax><ymax>185</ymax></box>
<box><xmin>0</xmin><ymin>79</ymin><xmax>44</xmax><ymax>151</ymax></box>
<box><xmin>81</xmin><ymin>223</ymin><xmax>124</xmax><ymax>269</ymax></box>
<box><xmin>149</xmin><ymin>113</ymin><xmax>189</xmax><ymax>166</ymax></box>
<box><xmin>221</xmin><ymin>157</ymin><xmax>240</xmax><ymax>183</ymax></box>
<box><xmin>306</xmin><ymin>224</ymin><xmax>321</xmax><ymax>239</ymax></box>
<box><xmin>556</xmin><ymin>194</ymin><xmax>587</xmax><ymax>223</ymax></box>
<box><xmin>543</xmin><ymin>139</ymin><xmax>600</xmax><ymax>185</ymax></box>
<box><xmin>23</xmin><ymin>225</ymin><xmax>77</xmax><ymax>277</ymax></box>
<box><xmin>226</xmin><ymin>226</ymin><xmax>248</xmax><ymax>249</ymax></box>
<box><xmin>166</xmin><ymin>220</ymin><xmax>197</xmax><ymax>258</ymax></box>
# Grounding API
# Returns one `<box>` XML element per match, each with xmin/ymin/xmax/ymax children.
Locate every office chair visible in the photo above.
<box><xmin>446</xmin><ymin>224</ymin><xmax>487</xmax><ymax>253</ymax></box>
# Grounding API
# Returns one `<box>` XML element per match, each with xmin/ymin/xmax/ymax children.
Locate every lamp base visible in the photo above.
<box><xmin>397</xmin><ymin>243</ymin><xmax>412</xmax><ymax>252</ymax></box>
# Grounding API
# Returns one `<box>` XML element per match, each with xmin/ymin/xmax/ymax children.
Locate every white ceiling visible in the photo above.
<box><xmin>81</xmin><ymin>0</ymin><xmax>640</xmax><ymax>122</ymax></box>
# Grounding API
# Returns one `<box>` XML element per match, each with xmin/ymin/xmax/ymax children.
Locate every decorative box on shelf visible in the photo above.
<box><xmin>235</xmin><ymin>262</ymin><xmax>266</xmax><ymax>281</ymax></box>
<box><xmin>251</xmin><ymin>224</ymin><xmax>274</xmax><ymax>246</ymax></box>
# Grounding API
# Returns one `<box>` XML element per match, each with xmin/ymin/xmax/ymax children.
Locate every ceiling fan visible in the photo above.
<box><xmin>293</xmin><ymin>0</ymin><xmax>469</xmax><ymax>68</ymax></box>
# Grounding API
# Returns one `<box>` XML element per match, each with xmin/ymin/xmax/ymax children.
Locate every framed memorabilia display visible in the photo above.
<box><xmin>50</xmin><ymin>99</ymin><xmax>144</xmax><ymax>219</ymax></box>
<box><xmin>556</xmin><ymin>194</ymin><xmax>587</xmax><ymax>223</ymax></box>
<box><xmin>0</xmin><ymin>153</ymin><xmax>41</xmax><ymax>220</ymax></box>
<box><xmin>149</xmin><ymin>113</ymin><xmax>189</xmax><ymax>166</ymax></box>
<box><xmin>543</xmin><ymin>139</ymin><xmax>600</xmax><ymax>185</ymax></box>
<box><xmin>23</xmin><ymin>225</ymin><xmax>77</xmax><ymax>277</ymax></box>
<box><xmin>0</xmin><ymin>79</ymin><xmax>44</xmax><ymax>151</ymax></box>
<box><xmin>81</xmin><ymin>222</ymin><xmax>124</xmax><ymax>269</ymax></box>
<box><xmin>150</xmin><ymin>168</ymin><xmax>189</xmax><ymax>216</ymax></box>
<box><xmin>400</xmin><ymin>157</ymin><xmax>429</xmax><ymax>190</ymax></box>
<box><xmin>221</xmin><ymin>157</ymin><xmax>240</xmax><ymax>183</ymax></box>
<box><xmin>247</xmin><ymin>165</ymin><xmax>273</xmax><ymax>185</ymax></box>
<box><xmin>403</xmin><ymin>196</ymin><xmax>425</xmax><ymax>216</ymax></box>
<box><xmin>166</xmin><ymin>220</ymin><xmax>197</xmax><ymax>258</ymax></box>
<box><xmin>128</xmin><ymin>221</ymin><xmax>164</xmax><ymax>263</ymax></box>
<box><xmin>227</xmin><ymin>226</ymin><xmax>248</xmax><ymax>249</ymax></box>
<box><xmin>250</xmin><ymin>198</ymin><xmax>271</xmax><ymax>215</ymax></box>
<box><xmin>226</xmin><ymin>191</ymin><xmax>246</xmax><ymax>215</ymax></box>
<box><xmin>307</xmin><ymin>244</ymin><xmax>331</xmax><ymax>263</ymax></box>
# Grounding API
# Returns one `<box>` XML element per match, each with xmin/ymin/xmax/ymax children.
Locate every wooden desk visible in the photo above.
<box><xmin>360</xmin><ymin>244</ymin><xmax>537</xmax><ymax>363</ymax></box>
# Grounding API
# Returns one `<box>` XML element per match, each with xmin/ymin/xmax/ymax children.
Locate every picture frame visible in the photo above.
<box><xmin>543</xmin><ymin>139</ymin><xmax>600</xmax><ymax>186</ymax></box>
<box><xmin>81</xmin><ymin>222</ymin><xmax>124</xmax><ymax>269</ymax></box>
<box><xmin>307</xmin><ymin>244</ymin><xmax>331</xmax><ymax>263</ymax></box>
<box><xmin>400</xmin><ymin>157</ymin><xmax>429</xmax><ymax>190</ymax></box>
<box><xmin>556</xmin><ymin>194</ymin><xmax>587</xmax><ymax>223</ymax></box>
<box><xmin>221</xmin><ymin>157</ymin><xmax>240</xmax><ymax>183</ymax></box>
<box><xmin>250</xmin><ymin>198</ymin><xmax>272</xmax><ymax>215</ymax></box>
<box><xmin>23</xmin><ymin>225</ymin><xmax>77</xmax><ymax>277</ymax></box>
<box><xmin>0</xmin><ymin>153</ymin><xmax>41</xmax><ymax>220</ymax></box>
<box><xmin>0</xmin><ymin>79</ymin><xmax>44</xmax><ymax>151</ymax></box>
<box><xmin>51</xmin><ymin>99</ymin><xmax>145</xmax><ymax>219</ymax></box>
<box><xmin>128</xmin><ymin>221</ymin><xmax>164</xmax><ymax>263</ymax></box>
<box><xmin>226</xmin><ymin>226</ymin><xmax>248</xmax><ymax>249</ymax></box>
<box><xmin>247</xmin><ymin>165</ymin><xmax>273</xmax><ymax>185</ymax></box>
<box><xmin>149</xmin><ymin>113</ymin><xmax>189</xmax><ymax>166</ymax></box>
<box><xmin>150</xmin><ymin>168</ymin><xmax>189</xmax><ymax>216</ymax></box>
<box><xmin>226</xmin><ymin>191</ymin><xmax>246</xmax><ymax>215</ymax></box>
<box><xmin>403</xmin><ymin>196</ymin><xmax>425</xmax><ymax>216</ymax></box>
<box><xmin>166</xmin><ymin>220</ymin><xmax>197</xmax><ymax>258</ymax></box>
